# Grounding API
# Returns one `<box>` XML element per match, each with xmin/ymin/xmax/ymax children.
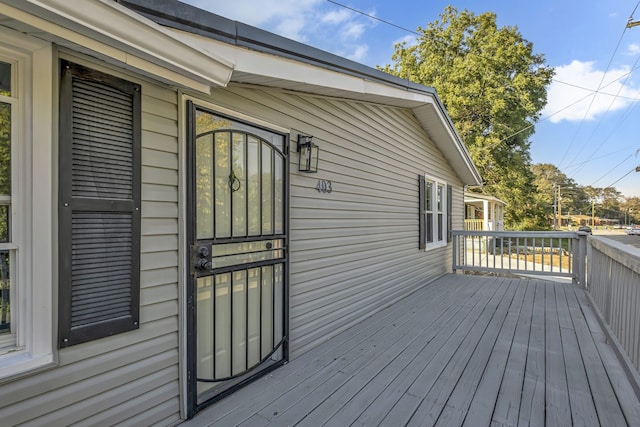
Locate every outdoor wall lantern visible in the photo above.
<box><xmin>297</xmin><ymin>134</ymin><xmax>319</xmax><ymax>173</ymax></box>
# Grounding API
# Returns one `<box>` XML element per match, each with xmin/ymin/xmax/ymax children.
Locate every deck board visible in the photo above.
<box><xmin>565</xmin><ymin>284</ymin><xmax>628</xmax><ymax>426</ymax></box>
<box><xmin>518</xmin><ymin>282</ymin><xmax>546</xmax><ymax>426</ymax></box>
<box><xmin>489</xmin><ymin>279</ymin><xmax>535</xmax><ymax>426</ymax></box>
<box><xmin>461</xmin><ymin>280</ymin><xmax>528</xmax><ymax>427</ymax></box>
<box><xmin>555</xmin><ymin>283</ymin><xmax>600</xmax><ymax>427</ymax></box>
<box><xmin>545</xmin><ymin>282</ymin><xmax>572</xmax><ymax>426</ymax></box>
<box><xmin>382</xmin><ymin>277</ymin><xmax>510</xmax><ymax>426</ymax></box>
<box><xmin>318</xmin><ymin>279</ymin><xmax>483</xmax><ymax>426</ymax></box>
<box><xmin>433</xmin><ymin>279</ymin><xmax>525</xmax><ymax>427</ymax></box>
<box><xmin>352</xmin><ymin>279</ymin><xmax>499</xmax><ymax>426</ymax></box>
<box><xmin>185</xmin><ymin>274</ymin><xmax>640</xmax><ymax>427</ymax></box>
<box><xmin>409</xmin><ymin>279</ymin><xmax>518</xmax><ymax>426</ymax></box>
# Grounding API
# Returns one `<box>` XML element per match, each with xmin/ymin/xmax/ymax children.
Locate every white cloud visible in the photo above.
<box><xmin>392</xmin><ymin>35</ymin><xmax>419</xmax><ymax>48</ymax></box>
<box><xmin>625</xmin><ymin>43</ymin><xmax>640</xmax><ymax>55</ymax></box>
<box><xmin>341</xmin><ymin>21</ymin><xmax>366</xmax><ymax>40</ymax></box>
<box><xmin>187</xmin><ymin>0</ymin><xmax>321</xmax><ymax>26</ymax></box>
<box><xmin>321</xmin><ymin>9</ymin><xmax>351</xmax><ymax>25</ymax></box>
<box><xmin>542</xmin><ymin>60</ymin><xmax>640</xmax><ymax>123</ymax></box>
<box><xmin>345</xmin><ymin>45</ymin><xmax>369</xmax><ymax>62</ymax></box>
<box><xmin>183</xmin><ymin>0</ymin><xmax>376</xmax><ymax>62</ymax></box>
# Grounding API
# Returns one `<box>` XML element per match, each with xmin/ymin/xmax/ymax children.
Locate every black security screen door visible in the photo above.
<box><xmin>186</xmin><ymin>103</ymin><xmax>289</xmax><ymax>414</ymax></box>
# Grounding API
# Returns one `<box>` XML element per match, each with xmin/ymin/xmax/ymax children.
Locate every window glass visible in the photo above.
<box><xmin>437</xmin><ymin>184</ymin><xmax>444</xmax><ymax>241</ymax></box>
<box><xmin>0</xmin><ymin>62</ymin><xmax>10</xmax><ymax>96</ymax></box>
<box><xmin>425</xmin><ymin>181</ymin><xmax>433</xmax><ymax>213</ymax></box>
<box><xmin>0</xmin><ymin>251</ymin><xmax>9</xmax><ymax>336</ymax></box>
<box><xmin>0</xmin><ymin>63</ymin><xmax>10</xmax><ymax>339</ymax></box>
<box><xmin>0</xmin><ymin>101</ymin><xmax>10</xmax><ymax>243</ymax></box>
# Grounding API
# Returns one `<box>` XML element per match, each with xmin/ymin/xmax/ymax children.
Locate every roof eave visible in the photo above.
<box><xmin>121</xmin><ymin>0</ymin><xmax>482</xmax><ymax>186</ymax></box>
<box><xmin>0</xmin><ymin>0</ymin><xmax>234</xmax><ymax>92</ymax></box>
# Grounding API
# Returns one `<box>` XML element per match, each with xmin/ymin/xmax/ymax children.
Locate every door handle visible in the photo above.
<box><xmin>192</xmin><ymin>243</ymin><xmax>212</xmax><ymax>273</ymax></box>
<box><xmin>195</xmin><ymin>258</ymin><xmax>212</xmax><ymax>271</ymax></box>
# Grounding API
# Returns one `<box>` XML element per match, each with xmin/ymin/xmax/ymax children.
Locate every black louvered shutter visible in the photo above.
<box><xmin>447</xmin><ymin>185</ymin><xmax>453</xmax><ymax>243</ymax></box>
<box><xmin>58</xmin><ymin>61</ymin><xmax>141</xmax><ymax>348</ymax></box>
<box><xmin>419</xmin><ymin>175</ymin><xmax>426</xmax><ymax>249</ymax></box>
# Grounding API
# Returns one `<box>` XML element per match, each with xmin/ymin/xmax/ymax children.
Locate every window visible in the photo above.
<box><xmin>419</xmin><ymin>175</ymin><xmax>451</xmax><ymax>250</ymax></box>
<box><xmin>0</xmin><ymin>27</ymin><xmax>55</xmax><ymax>380</ymax></box>
<box><xmin>58</xmin><ymin>61</ymin><xmax>141</xmax><ymax>347</ymax></box>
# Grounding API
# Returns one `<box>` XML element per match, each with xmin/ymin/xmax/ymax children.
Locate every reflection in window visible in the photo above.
<box><xmin>425</xmin><ymin>180</ymin><xmax>433</xmax><ymax>244</ymax></box>
<box><xmin>0</xmin><ymin>101</ymin><xmax>9</xmax><ymax>243</ymax></box>
<box><xmin>0</xmin><ymin>79</ymin><xmax>10</xmax><ymax>335</ymax></box>
<box><xmin>0</xmin><ymin>62</ymin><xmax>10</xmax><ymax>97</ymax></box>
<box><xmin>0</xmin><ymin>251</ymin><xmax>9</xmax><ymax>335</ymax></box>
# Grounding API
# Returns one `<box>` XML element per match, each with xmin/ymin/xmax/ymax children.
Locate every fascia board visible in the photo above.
<box><xmin>464</xmin><ymin>196</ymin><xmax>508</xmax><ymax>206</ymax></box>
<box><xmin>1</xmin><ymin>0</ymin><xmax>233</xmax><ymax>91</ymax></box>
<box><xmin>172</xmin><ymin>29</ymin><xmax>437</xmax><ymax>106</ymax></box>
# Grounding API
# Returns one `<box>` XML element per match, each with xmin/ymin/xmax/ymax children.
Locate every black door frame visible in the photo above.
<box><xmin>185</xmin><ymin>101</ymin><xmax>290</xmax><ymax>417</ymax></box>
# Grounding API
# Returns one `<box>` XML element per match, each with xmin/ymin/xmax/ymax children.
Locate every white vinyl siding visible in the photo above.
<box><xmin>203</xmin><ymin>85</ymin><xmax>464</xmax><ymax>358</ymax></box>
<box><xmin>0</xmin><ymin>62</ymin><xmax>182</xmax><ymax>425</ymax></box>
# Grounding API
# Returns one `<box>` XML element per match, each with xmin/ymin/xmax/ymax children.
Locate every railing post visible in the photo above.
<box><xmin>452</xmin><ymin>232</ymin><xmax>458</xmax><ymax>273</ymax></box>
<box><xmin>573</xmin><ymin>232</ymin><xmax>588</xmax><ymax>288</ymax></box>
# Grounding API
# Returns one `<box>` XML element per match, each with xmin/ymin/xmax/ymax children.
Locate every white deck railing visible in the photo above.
<box><xmin>587</xmin><ymin>237</ymin><xmax>640</xmax><ymax>373</ymax></box>
<box><xmin>463</xmin><ymin>219</ymin><xmax>484</xmax><ymax>231</ymax></box>
<box><xmin>451</xmin><ymin>230</ymin><xmax>588</xmax><ymax>286</ymax></box>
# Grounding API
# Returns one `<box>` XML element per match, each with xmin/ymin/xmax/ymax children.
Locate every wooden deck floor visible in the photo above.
<box><xmin>185</xmin><ymin>274</ymin><xmax>640</xmax><ymax>426</ymax></box>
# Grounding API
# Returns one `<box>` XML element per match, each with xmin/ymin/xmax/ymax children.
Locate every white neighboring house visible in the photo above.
<box><xmin>464</xmin><ymin>192</ymin><xmax>507</xmax><ymax>231</ymax></box>
<box><xmin>0</xmin><ymin>0</ymin><xmax>481</xmax><ymax>424</ymax></box>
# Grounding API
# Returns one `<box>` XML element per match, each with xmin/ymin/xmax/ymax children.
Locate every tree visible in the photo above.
<box><xmin>621</xmin><ymin>196</ymin><xmax>640</xmax><ymax>224</ymax></box>
<box><xmin>531</xmin><ymin>163</ymin><xmax>589</xmax><ymax>227</ymax></box>
<box><xmin>380</xmin><ymin>6</ymin><xmax>554</xmax><ymax>229</ymax></box>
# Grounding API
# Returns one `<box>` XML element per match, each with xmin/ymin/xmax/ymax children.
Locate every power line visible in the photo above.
<box><xmin>589</xmin><ymin>154</ymin><xmax>633</xmax><ymax>186</ymax></box>
<box><xmin>604</xmin><ymin>167</ymin><xmax>637</xmax><ymax>189</ymax></box>
<box><xmin>563</xmin><ymin>144</ymin><xmax>637</xmax><ymax>171</ymax></box>
<box><xmin>556</xmin><ymin>20</ymin><xmax>630</xmax><ymax>169</ymax></box>
<box><xmin>566</xmin><ymin>53</ymin><xmax>640</xmax><ymax>177</ymax></box>
<box><xmin>553</xmin><ymin>79</ymin><xmax>640</xmax><ymax>101</ymax></box>
<box><xmin>326</xmin><ymin>0</ymin><xmax>420</xmax><ymax>36</ymax></box>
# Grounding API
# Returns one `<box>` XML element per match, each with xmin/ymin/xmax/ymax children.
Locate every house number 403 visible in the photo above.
<box><xmin>316</xmin><ymin>179</ymin><xmax>332</xmax><ymax>193</ymax></box>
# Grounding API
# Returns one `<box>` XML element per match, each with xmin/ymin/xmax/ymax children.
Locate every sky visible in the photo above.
<box><xmin>183</xmin><ymin>0</ymin><xmax>640</xmax><ymax>199</ymax></box>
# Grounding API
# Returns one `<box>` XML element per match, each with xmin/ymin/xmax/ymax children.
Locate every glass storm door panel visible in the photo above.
<box><xmin>187</xmin><ymin>104</ymin><xmax>288</xmax><ymax>411</ymax></box>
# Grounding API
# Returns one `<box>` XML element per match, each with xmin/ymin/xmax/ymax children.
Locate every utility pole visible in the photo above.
<box><xmin>628</xmin><ymin>18</ymin><xmax>640</xmax><ymax>28</ymax></box>
<box><xmin>558</xmin><ymin>185</ymin><xmax>562</xmax><ymax>228</ymax></box>
<box><xmin>553</xmin><ymin>182</ymin><xmax>557</xmax><ymax>230</ymax></box>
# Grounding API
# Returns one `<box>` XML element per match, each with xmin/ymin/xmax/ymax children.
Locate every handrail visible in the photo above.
<box><xmin>451</xmin><ymin>230</ymin><xmax>587</xmax><ymax>286</ymax></box>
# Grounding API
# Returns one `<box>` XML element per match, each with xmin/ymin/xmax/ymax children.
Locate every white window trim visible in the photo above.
<box><xmin>0</xmin><ymin>28</ymin><xmax>55</xmax><ymax>381</ymax></box>
<box><xmin>424</xmin><ymin>175</ymin><xmax>448</xmax><ymax>250</ymax></box>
